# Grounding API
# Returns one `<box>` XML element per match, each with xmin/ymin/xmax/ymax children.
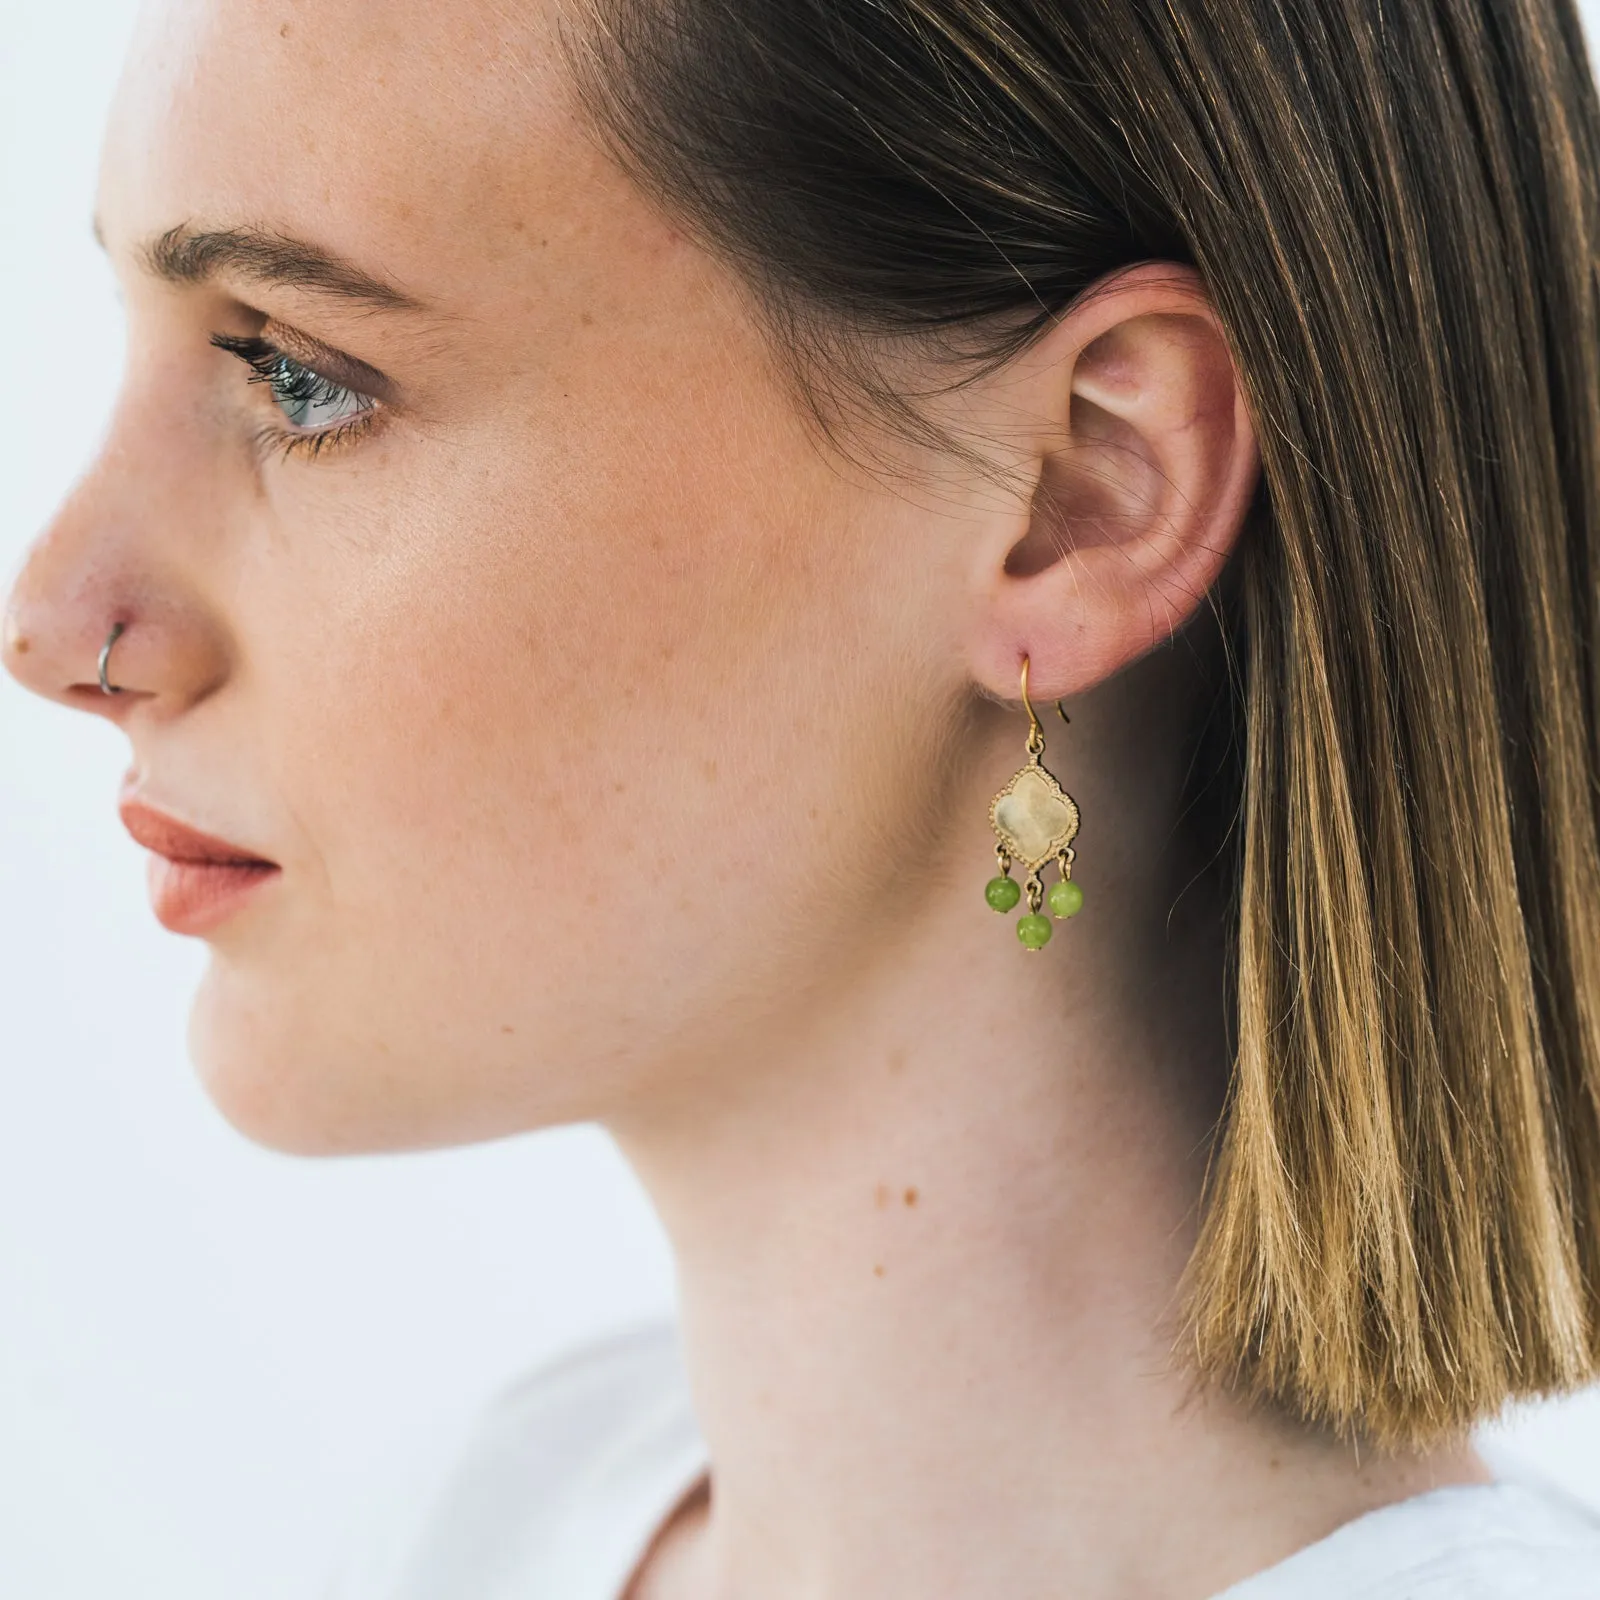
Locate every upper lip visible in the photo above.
<box><xmin>117</xmin><ymin>798</ymin><xmax>277</xmax><ymax>867</ymax></box>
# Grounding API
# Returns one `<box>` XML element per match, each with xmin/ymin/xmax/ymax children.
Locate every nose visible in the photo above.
<box><xmin>2</xmin><ymin>445</ymin><xmax>230</xmax><ymax>721</ymax></box>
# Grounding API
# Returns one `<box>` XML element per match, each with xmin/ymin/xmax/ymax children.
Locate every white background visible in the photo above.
<box><xmin>4</xmin><ymin>5</ymin><xmax>1600</xmax><ymax>1596</ymax></box>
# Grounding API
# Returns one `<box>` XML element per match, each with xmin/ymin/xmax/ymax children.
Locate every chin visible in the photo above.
<box><xmin>185</xmin><ymin>962</ymin><xmax>431</xmax><ymax>1157</ymax></box>
<box><xmin>182</xmin><ymin>957</ymin><xmax>596</xmax><ymax>1157</ymax></box>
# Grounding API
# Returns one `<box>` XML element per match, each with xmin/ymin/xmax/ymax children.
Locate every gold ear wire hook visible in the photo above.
<box><xmin>1019</xmin><ymin>654</ymin><xmax>1070</xmax><ymax>753</ymax></box>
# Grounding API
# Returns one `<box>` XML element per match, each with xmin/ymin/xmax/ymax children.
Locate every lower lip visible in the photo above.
<box><xmin>147</xmin><ymin>857</ymin><xmax>280</xmax><ymax>935</ymax></box>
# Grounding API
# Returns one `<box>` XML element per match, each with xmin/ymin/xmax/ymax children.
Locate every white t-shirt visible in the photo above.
<box><xmin>326</xmin><ymin>1319</ymin><xmax>1600</xmax><ymax>1599</ymax></box>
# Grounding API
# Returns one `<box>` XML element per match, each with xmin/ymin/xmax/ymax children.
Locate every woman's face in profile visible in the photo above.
<box><xmin>6</xmin><ymin>0</ymin><xmax>978</xmax><ymax>1152</ymax></box>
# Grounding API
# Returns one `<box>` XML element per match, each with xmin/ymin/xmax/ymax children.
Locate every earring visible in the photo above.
<box><xmin>985</xmin><ymin>654</ymin><xmax>1083</xmax><ymax>950</ymax></box>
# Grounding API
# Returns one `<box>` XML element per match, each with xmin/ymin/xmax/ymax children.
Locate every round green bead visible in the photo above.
<box><xmin>1017</xmin><ymin>913</ymin><xmax>1053</xmax><ymax>949</ymax></box>
<box><xmin>1048</xmin><ymin>879</ymin><xmax>1084</xmax><ymax>919</ymax></box>
<box><xmin>985</xmin><ymin>875</ymin><xmax>1022</xmax><ymax>913</ymax></box>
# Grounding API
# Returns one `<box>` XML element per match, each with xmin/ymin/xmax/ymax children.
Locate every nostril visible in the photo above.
<box><xmin>4</xmin><ymin>600</ymin><xmax>224</xmax><ymax>711</ymax></box>
<box><xmin>65</xmin><ymin>682</ymin><xmax>127</xmax><ymax>710</ymax></box>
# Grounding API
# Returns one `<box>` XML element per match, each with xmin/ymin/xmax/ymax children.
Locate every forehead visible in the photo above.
<box><xmin>99</xmin><ymin>0</ymin><xmax>659</xmax><ymax>310</ymax></box>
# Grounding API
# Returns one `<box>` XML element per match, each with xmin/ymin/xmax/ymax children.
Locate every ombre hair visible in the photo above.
<box><xmin>566</xmin><ymin>0</ymin><xmax>1600</xmax><ymax>1448</ymax></box>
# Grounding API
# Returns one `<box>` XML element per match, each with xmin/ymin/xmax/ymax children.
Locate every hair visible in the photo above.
<box><xmin>562</xmin><ymin>0</ymin><xmax>1600</xmax><ymax>1449</ymax></box>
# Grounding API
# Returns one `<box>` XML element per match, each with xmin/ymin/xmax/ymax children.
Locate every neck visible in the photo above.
<box><xmin>607</xmin><ymin>700</ymin><xmax>1485</xmax><ymax>1600</ymax></box>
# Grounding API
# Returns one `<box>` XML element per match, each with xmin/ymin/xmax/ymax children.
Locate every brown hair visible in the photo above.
<box><xmin>564</xmin><ymin>0</ymin><xmax>1600</xmax><ymax>1448</ymax></box>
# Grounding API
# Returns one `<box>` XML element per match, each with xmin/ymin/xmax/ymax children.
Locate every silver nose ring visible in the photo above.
<box><xmin>98</xmin><ymin>622</ymin><xmax>127</xmax><ymax>696</ymax></box>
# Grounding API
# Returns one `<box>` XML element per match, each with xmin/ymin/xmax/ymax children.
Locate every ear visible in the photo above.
<box><xmin>963</xmin><ymin>262</ymin><xmax>1259</xmax><ymax>703</ymax></box>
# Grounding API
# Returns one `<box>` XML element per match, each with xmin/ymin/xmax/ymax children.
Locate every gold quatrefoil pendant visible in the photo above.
<box><xmin>989</xmin><ymin>760</ymin><xmax>1080</xmax><ymax>870</ymax></box>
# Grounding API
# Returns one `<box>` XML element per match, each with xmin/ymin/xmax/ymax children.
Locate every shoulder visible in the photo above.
<box><xmin>452</xmin><ymin>1317</ymin><xmax>694</xmax><ymax>1478</ymax></box>
<box><xmin>326</xmin><ymin>1318</ymin><xmax>703</xmax><ymax>1600</ymax></box>
<box><xmin>1219</xmin><ymin>1459</ymin><xmax>1600</xmax><ymax>1600</ymax></box>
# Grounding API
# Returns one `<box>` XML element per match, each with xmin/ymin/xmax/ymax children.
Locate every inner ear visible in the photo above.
<box><xmin>1002</xmin><ymin>386</ymin><xmax>1165</xmax><ymax>579</ymax></box>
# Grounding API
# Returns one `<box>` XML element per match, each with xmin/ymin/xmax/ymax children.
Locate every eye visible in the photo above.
<box><xmin>210</xmin><ymin>332</ymin><xmax>376</xmax><ymax>436</ymax></box>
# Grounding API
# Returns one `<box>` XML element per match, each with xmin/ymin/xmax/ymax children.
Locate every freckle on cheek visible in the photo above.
<box><xmin>903</xmin><ymin>1186</ymin><xmax>919</xmax><ymax>1207</ymax></box>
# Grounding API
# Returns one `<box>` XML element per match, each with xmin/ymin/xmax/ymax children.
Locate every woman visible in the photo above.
<box><xmin>6</xmin><ymin>0</ymin><xmax>1600</xmax><ymax>1594</ymax></box>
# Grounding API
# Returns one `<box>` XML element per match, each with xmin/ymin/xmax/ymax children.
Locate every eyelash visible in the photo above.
<box><xmin>210</xmin><ymin>332</ymin><xmax>380</xmax><ymax>461</ymax></box>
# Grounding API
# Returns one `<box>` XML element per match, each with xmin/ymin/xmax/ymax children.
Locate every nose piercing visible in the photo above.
<box><xmin>98</xmin><ymin>622</ymin><xmax>127</xmax><ymax>696</ymax></box>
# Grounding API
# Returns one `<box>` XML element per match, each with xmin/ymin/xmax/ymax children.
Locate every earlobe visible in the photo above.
<box><xmin>969</xmin><ymin>264</ymin><xmax>1259</xmax><ymax>703</ymax></box>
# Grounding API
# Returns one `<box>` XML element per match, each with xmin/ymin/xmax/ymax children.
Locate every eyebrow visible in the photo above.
<box><xmin>131</xmin><ymin>223</ymin><xmax>426</xmax><ymax>314</ymax></box>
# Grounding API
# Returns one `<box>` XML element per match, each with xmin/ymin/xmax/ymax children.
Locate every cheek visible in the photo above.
<box><xmin>203</xmin><ymin>390</ymin><xmax>928</xmax><ymax>1151</ymax></box>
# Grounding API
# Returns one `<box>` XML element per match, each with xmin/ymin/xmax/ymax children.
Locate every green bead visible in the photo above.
<box><xmin>1048</xmin><ymin>879</ymin><xmax>1084</xmax><ymax>919</ymax></box>
<box><xmin>985</xmin><ymin>875</ymin><xmax>1022</xmax><ymax>913</ymax></box>
<box><xmin>1017</xmin><ymin>913</ymin><xmax>1053</xmax><ymax>949</ymax></box>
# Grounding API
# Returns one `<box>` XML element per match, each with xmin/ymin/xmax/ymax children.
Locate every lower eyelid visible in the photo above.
<box><xmin>259</xmin><ymin>404</ymin><xmax>385</xmax><ymax>464</ymax></box>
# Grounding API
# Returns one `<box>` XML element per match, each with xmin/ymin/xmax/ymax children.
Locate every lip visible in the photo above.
<box><xmin>117</xmin><ymin>798</ymin><xmax>281</xmax><ymax>936</ymax></box>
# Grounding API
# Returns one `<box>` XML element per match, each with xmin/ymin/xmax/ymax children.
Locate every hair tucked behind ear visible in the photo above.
<box><xmin>564</xmin><ymin>0</ymin><xmax>1600</xmax><ymax>1447</ymax></box>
